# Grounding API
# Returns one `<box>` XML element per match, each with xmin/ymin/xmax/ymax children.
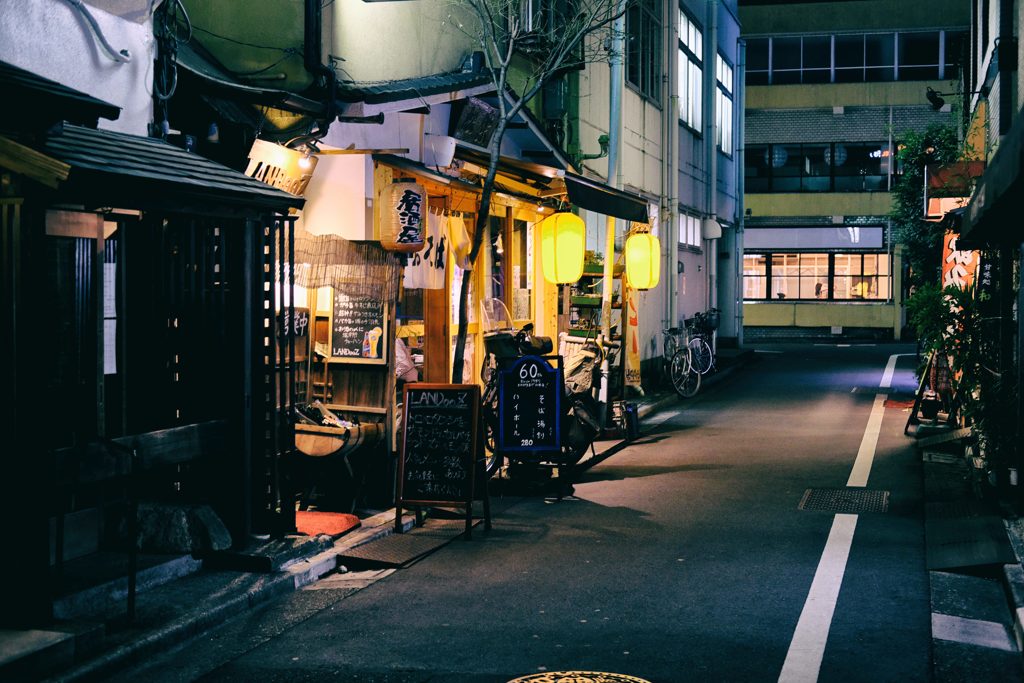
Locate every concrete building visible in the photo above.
<box><xmin>738</xmin><ymin>0</ymin><xmax>971</xmax><ymax>341</ymax></box>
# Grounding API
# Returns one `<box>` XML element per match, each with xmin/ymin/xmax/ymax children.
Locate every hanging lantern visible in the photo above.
<box><xmin>625</xmin><ymin>230</ymin><xmax>661</xmax><ymax>290</ymax></box>
<box><xmin>380</xmin><ymin>180</ymin><xmax>426</xmax><ymax>252</ymax></box>
<box><xmin>539</xmin><ymin>212</ymin><xmax>585</xmax><ymax>284</ymax></box>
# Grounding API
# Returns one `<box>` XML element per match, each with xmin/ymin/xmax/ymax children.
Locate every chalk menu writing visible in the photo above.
<box><xmin>332</xmin><ymin>291</ymin><xmax>385</xmax><ymax>360</ymax></box>
<box><xmin>399</xmin><ymin>385</ymin><xmax>479</xmax><ymax>504</ymax></box>
<box><xmin>498</xmin><ymin>356</ymin><xmax>561</xmax><ymax>454</ymax></box>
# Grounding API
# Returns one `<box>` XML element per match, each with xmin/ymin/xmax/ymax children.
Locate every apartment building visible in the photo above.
<box><xmin>739</xmin><ymin>0</ymin><xmax>971</xmax><ymax>340</ymax></box>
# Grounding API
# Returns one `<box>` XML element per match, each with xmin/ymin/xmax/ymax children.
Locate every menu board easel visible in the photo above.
<box><xmin>396</xmin><ymin>383</ymin><xmax>492</xmax><ymax>538</ymax></box>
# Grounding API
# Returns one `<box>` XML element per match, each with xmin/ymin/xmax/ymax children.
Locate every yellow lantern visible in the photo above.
<box><xmin>539</xmin><ymin>212</ymin><xmax>585</xmax><ymax>284</ymax></box>
<box><xmin>625</xmin><ymin>231</ymin><xmax>661</xmax><ymax>290</ymax></box>
<box><xmin>380</xmin><ymin>181</ymin><xmax>426</xmax><ymax>252</ymax></box>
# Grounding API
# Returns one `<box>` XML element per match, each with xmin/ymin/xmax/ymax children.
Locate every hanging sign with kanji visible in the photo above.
<box><xmin>941</xmin><ymin>230</ymin><xmax>979</xmax><ymax>289</ymax></box>
<box><xmin>498</xmin><ymin>355</ymin><xmax>562</xmax><ymax>457</ymax></box>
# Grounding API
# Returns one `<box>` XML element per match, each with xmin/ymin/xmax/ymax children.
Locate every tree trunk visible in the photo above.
<box><xmin>451</xmin><ymin>121</ymin><xmax>506</xmax><ymax>383</ymax></box>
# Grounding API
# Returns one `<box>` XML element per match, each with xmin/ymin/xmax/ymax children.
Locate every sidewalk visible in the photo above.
<box><xmin>1</xmin><ymin>347</ymin><xmax>759</xmax><ymax>682</ymax></box>
<box><xmin>914</xmin><ymin>424</ymin><xmax>1024</xmax><ymax>679</ymax></box>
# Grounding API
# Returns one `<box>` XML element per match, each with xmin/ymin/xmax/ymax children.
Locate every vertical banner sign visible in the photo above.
<box><xmin>941</xmin><ymin>230</ymin><xmax>979</xmax><ymax>289</ymax></box>
<box><xmin>498</xmin><ymin>356</ymin><xmax>561</xmax><ymax>457</ymax></box>
<box><xmin>624</xmin><ymin>285</ymin><xmax>642</xmax><ymax>388</ymax></box>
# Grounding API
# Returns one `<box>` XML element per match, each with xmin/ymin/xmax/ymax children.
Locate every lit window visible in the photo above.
<box><xmin>678</xmin><ymin>9</ymin><xmax>702</xmax><ymax>130</ymax></box>
<box><xmin>716</xmin><ymin>54</ymin><xmax>733</xmax><ymax>154</ymax></box>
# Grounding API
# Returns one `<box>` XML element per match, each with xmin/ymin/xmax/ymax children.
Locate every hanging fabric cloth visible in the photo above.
<box><xmin>448</xmin><ymin>212</ymin><xmax>472</xmax><ymax>270</ymax></box>
<box><xmin>403</xmin><ymin>209</ymin><xmax>447</xmax><ymax>289</ymax></box>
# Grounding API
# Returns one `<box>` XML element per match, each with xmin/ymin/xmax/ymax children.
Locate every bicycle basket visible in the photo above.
<box><xmin>707</xmin><ymin>310</ymin><xmax>721</xmax><ymax>330</ymax></box>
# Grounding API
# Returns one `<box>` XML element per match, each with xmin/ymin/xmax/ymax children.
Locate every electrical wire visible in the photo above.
<box><xmin>192</xmin><ymin>25</ymin><xmax>295</xmax><ymax>52</ymax></box>
<box><xmin>60</xmin><ymin>0</ymin><xmax>132</xmax><ymax>63</ymax></box>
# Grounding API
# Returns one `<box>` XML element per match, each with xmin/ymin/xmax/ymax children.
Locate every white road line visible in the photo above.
<box><xmin>646</xmin><ymin>410</ymin><xmax>680</xmax><ymax>427</ymax></box>
<box><xmin>931</xmin><ymin>613</ymin><xmax>1018</xmax><ymax>652</ymax></box>
<box><xmin>778</xmin><ymin>353</ymin><xmax>906</xmax><ymax>682</ymax></box>
<box><xmin>778</xmin><ymin>514</ymin><xmax>859</xmax><ymax>682</ymax></box>
<box><xmin>847</xmin><ymin>394</ymin><xmax>886</xmax><ymax>488</ymax></box>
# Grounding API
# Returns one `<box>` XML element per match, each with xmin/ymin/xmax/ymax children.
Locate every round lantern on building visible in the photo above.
<box><xmin>380</xmin><ymin>180</ymin><xmax>426</xmax><ymax>252</ymax></box>
<box><xmin>625</xmin><ymin>230</ymin><xmax>661</xmax><ymax>290</ymax></box>
<box><xmin>539</xmin><ymin>211</ymin><xmax>585</xmax><ymax>284</ymax></box>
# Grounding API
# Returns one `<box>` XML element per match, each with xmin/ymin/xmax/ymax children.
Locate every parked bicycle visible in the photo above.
<box><xmin>685</xmin><ymin>308</ymin><xmax>720</xmax><ymax>376</ymax></box>
<box><xmin>662</xmin><ymin>326</ymin><xmax>701</xmax><ymax>399</ymax></box>
<box><xmin>479</xmin><ymin>299</ymin><xmax>604</xmax><ymax>480</ymax></box>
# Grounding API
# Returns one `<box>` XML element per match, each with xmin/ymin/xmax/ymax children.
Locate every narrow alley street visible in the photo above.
<box><xmin>102</xmin><ymin>343</ymin><xmax>970</xmax><ymax>683</ymax></box>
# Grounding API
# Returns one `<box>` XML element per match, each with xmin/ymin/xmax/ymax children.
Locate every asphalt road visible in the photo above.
<box><xmin>115</xmin><ymin>343</ymin><xmax>930</xmax><ymax>683</ymax></box>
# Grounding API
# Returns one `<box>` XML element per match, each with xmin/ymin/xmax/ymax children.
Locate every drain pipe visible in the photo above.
<box><xmin>705</xmin><ymin>0</ymin><xmax>719</xmax><ymax>313</ymax></box>
<box><xmin>735</xmin><ymin>39</ymin><xmax>746</xmax><ymax>346</ymax></box>
<box><xmin>599</xmin><ymin>0</ymin><xmax>627</xmax><ymax>425</ymax></box>
<box><xmin>665</xmin><ymin>3</ymin><xmax>680</xmax><ymax>331</ymax></box>
<box><xmin>304</xmin><ymin>0</ymin><xmax>337</xmax><ymax>135</ymax></box>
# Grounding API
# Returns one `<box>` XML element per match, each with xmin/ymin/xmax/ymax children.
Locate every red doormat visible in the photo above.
<box><xmin>296</xmin><ymin>511</ymin><xmax>361</xmax><ymax>538</ymax></box>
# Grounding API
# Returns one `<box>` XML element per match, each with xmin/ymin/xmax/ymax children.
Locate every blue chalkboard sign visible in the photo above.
<box><xmin>498</xmin><ymin>355</ymin><xmax>562</xmax><ymax>456</ymax></box>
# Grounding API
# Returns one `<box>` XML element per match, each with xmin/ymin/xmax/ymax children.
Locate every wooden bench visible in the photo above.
<box><xmin>52</xmin><ymin>420</ymin><xmax>227</xmax><ymax>621</ymax></box>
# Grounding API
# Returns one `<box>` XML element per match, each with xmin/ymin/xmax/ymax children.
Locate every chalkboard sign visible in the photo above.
<box><xmin>331</xmin><ymin>291</ymin><xmax>387</xmax><ymax>364</ymax></box>
<box><xmin>498</xmin><ymin>355</ymin><xmax>562</xmax><ymax>455</ymax></box>
<box><xmin>396</xmin><ymin>384</ymin><xmax>490</xmax><ymax>536</ymax></box>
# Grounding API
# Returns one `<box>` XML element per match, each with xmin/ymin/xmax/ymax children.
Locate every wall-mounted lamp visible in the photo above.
<box><xmin>926</xmin><ymin>86</ymin><xmax>987</xmax><ymax>111</ymax></box>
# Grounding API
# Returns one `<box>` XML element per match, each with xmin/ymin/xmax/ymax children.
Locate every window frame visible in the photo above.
<box><xmin>677</xmin><ymin>7</ymin><xmax>703</xmax><ymax>133</ymax></box>
<box><xmin>626</xmin><ymin>0</ymin><xmax>663</xmax><ymax>104</ymax></box>
<box><xmin>716</xmin><ymin>53</ymin><xmax>734</xmax><ymax>155</ymax></box>
<box><xmin>742</xmin><ymin>250</ymin><xmax>893</xmax><ymax>301</ymax></box>
<box><xmin>745</xmin><ymin>29</ymin><xmax>968</xmax><ymax>86</ymax></box>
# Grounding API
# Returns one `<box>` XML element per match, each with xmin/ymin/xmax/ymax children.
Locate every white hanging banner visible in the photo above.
<box><xmin>403</xmin><ymin>210</ymin><xmax>447</xmax><ymax>289</ymax></box>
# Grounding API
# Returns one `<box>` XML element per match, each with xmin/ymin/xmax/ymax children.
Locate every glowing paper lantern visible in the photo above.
<box><xmin>380</xmin><ymin>181</ymin><xmax>426</xmax><ymax>252</ymax></box>
<box><xmin>625</xmin><ymin>231</ymin><xmax>661</xmax><ymax>290</ymax></box>
<box><xmin>539</xmin><ymin>212</ymin><xmax>585</xmax><ymax>284</ymax></box>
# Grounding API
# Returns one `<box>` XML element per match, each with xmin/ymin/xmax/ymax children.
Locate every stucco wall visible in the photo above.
<box><xmin>744</xmin><ymin>301</ymin><xmax>898</xmax><ymax>330</ymax></box>
<box><xmin>746</xmin><ymin>192</ymin><xmax>893</xmax><ymax>218</ymax></box>
<box><xmin>0</xmin><ymin>0</ymin><xmax>155</xmax><ymax>134</ymax></box>
<box><xmin>740</xmin><ymin>0</ymin><xmax>970</xmax><ymax>35</ymax></box>
<box><xmin>331</xmin><ymin>0</ymin><xmax>477</xmax><ymax>82</ymax></box>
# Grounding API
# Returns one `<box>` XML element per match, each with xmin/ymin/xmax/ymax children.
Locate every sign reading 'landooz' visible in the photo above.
<box><xmin>395</xmin><ymin>383</ymin><xmax>492</xmax><ymax>537</ymax></box>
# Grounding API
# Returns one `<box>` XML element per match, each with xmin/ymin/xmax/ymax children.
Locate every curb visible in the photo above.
<box><xmin>47</xmin><ymin>572</ymin><xmax>296</xmax><ymax>683</ymax></box>
<box><xmin>1003</xmin><ymin>562</ymin><xmax>1024</xmax><ymax>654</ymax></box>
<box><xmin>48</xmin><ymin>511</ymin><xmax>419</xmax><ymax>683</ymax></box>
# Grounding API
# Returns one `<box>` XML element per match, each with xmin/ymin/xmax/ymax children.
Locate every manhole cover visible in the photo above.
<box><xmin>508</xmin><ymin>674</ymin><xmax>652</xmax><ymax>683</ymax></box>
<box><xmin>799</xmin><ymin>487</ymin><xmax>890</xmax><ymax>513</ymax></box>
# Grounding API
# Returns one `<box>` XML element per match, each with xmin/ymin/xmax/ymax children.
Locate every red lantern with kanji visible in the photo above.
<box><xmin>380</xmin><ymin>181</ymin><xmax>426</xmax><ymax>252</ymax></box>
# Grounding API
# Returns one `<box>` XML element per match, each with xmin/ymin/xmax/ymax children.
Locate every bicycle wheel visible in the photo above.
<box><xmin>670</xmin><ymin>349</ymin><xmax>701</xmax><ymax>398</ymax></box>
<box><xmin>480</xmin><ymin>385</ymin><xmax>503</xmax><ymax>478</ymax></box>
<box><xmin>689</xmin><ymin>336</ymin><xmax>714</xmax><ymax>375</ymax></box>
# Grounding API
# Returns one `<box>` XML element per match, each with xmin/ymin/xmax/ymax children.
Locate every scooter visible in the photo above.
<box><xmin>479</xmin><ymin>299</ymin><xmax>604</xmax><ymax>481</ymax></box>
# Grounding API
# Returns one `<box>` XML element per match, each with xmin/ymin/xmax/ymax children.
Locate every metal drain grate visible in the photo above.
<box><xmin>799</xmin><ymin>487</ymin><xmax>890</xmax><ymax>514</ymax></box>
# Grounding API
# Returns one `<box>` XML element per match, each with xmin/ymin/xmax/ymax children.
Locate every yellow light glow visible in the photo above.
<box><xmin>625</xmin><ymin>232</ymin><xmax>660</xmax><ymax>290</ymax></box>
<box><xmin>379</xmin><ymin>181</ymin><xmax>426</xmax><ymax>253</ymax></box>
<box><xmin>539</xmin><ymin>212</ymin><xmax>585</xmax><ymax>284</ymax></box>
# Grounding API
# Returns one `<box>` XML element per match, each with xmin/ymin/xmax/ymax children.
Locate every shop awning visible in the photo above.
<box><xmin>28</xmin><ymin>123</ymin><xmax>304</xmax><ymax>215</ymax></box>
<box><xmin>0</xmin><ymin>60</ymin><xmax>120</xmax><ymax>129</ymax></box>
<box><xmin>961</xmin><ymin>108</ymin><xmax>1024</xmax><ymax>247</ymax></box>
<box><xmin>563</xmin><ymin>173</ymin><xmax>650</xmax><ymax>223</ymax></box>
<box><xmin>452</xmin><ymin>145</ymin><xmax>650</xmax><ymax>222</ymax></box>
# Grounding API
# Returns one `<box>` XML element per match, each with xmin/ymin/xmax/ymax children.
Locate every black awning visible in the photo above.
<box><xmin>564</xmin><ymin>173</ymin><xmax>650</xmax><ymax>223</ymax></box>
<box><xmin>37</xmin><ymin>123</ymin><xmax>303</xmax><ymax>215</ymax></box>
<box><xmin>961</xmin><ymin>108</ymin><xmax>1024</xmax><ymax>247</ymax></box>
<box><xmin>176</xmin><ymin>41</ymin><xmax>326</xmax><ymax>117</ymax></box>
<box><xmin>0</xmin><ymin>60</ymin><xmax>120</xmax><ymax>130</ymax></box>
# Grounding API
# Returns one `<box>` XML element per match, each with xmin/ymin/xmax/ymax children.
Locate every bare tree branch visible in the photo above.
<box><xmin>441</xmin><ymin>0</ymin><xmax>631</xmax><ymax>384</ymax></box>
